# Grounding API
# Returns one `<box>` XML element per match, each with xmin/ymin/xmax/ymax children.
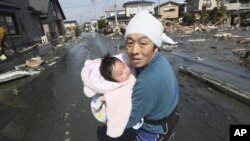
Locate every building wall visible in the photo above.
<box><xmin>30</xmin><ymin>0</ymin><xmax>65</xmax><ymax>39</ymax></box>
<box><xmin>186</xmin><ymin>0</ymin><xmax>199</xmax><ymax>12</ymax></box>
<box><xmin>29</xmin><ymin>0</ymin><xmax>50</xmax><ymax>13</ymax></box>
<box><xmin>198</xmin><ymin>0</ymin><xmax>217</xmax><ymax>11</ymax></box>
<box><xmin>0</xmin><ymin>0</ymin><xmax>43</xmax><ymax>51</ymax></box>
<box><xmin>64</xmin><ymin>23</ymin><xmax>76</xmax><ymax>28</ymax></box>
<box><xmin>105</xmin><ymin>10</ymin><xmax>125</xmax><ymax>18</ymax></box>
<box><xmin>125</xmin><ymin>3</ymin><xmax>154</xmax><ymax>17</ymax></box>
<box><xmin>160</xmin><ymin>3</ymin><xmax>180</xmax><ymax>19</ymax></box>
<box><xmin>46</xmin><ymin>0</ymin><xmax>65</xmax><ymax>39</ymax></box>
<box><xmin>43</xmin><ymin>24</ymin><xmax>50</xmax><ymax>38</ymax></box>
<box><xmin>187</xmin><ymin>0</ymin><xmax>218</xmax><ymax>12</ymax></box>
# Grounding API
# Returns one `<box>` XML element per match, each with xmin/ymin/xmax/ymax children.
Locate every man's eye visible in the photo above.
<box><xmin>140</xmin><ymin>42</ymin><xmax>147</xmax><ymax>46</ymax></box>
<box><xmin>127</xmin><ymin>41</ymin><xmax>133</xmax><ymax>44</ymax></box>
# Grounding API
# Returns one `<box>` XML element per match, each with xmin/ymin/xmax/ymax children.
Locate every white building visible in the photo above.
<box><xmin>123</xmin><ymin>0</ymin><xmax>155</xmax><ymax>17</ymax></box>
<box><xmin>64</xmin><ymin>20</ymin><xmax>77</xmax><ymax>28</ymax></box>
<box><xmin>186</xmin><ymin>0</ymin><xmax>219</xmax><ymax>12</ymax></box>
<box><xmin>104</xmin><ymin>5</ymin><xmax>125</xmax><ymax>18</ymax></box>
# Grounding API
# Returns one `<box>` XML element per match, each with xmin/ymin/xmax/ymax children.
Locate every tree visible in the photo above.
<box><xmin>208</xmin><ymin>5</ymin><xmax>228</xmax><ymax>24</ymax></box>
<box><xmin>182</xmin><ymin>12</ymin><xmax>195</xmax><ymax>26</ymax></box>
<box><xmin>201</xmin><ymin>5</ymin><xmax>208</xmax><ymax>24</ymax></box>
<box><xmin>97</xmin><ymin>19</ymin><xmax>108</xmax><ymax>30</ymax></box>
<box><xmin>74</xmin><ymin>26</ymin><xmax>81</xmax><ymax>37</ymax></box>
<box><xmin>209</xmin><ymin>7</ymin><xmax>218</xmax><ymax>24</ymax></box>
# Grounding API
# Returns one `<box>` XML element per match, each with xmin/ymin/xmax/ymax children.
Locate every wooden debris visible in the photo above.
<box><xmin>211</xmin><ymin>46</ymin><xmax>220</xmax><ymax>49</ymax></box>
<box><xmin>237</xmin><ymin>39</ymin><xmax>250</xmax><ymax>44</ymax></box>
<box><xmin>25</xmin><ymin>56</ymin><xmax>43</xmax><ymax>68</ymax></box>
<box><xmin>232</xmin><ymin>48</ymin><xmax>249</xmax><ymax>57</ymax></box>
<box><xmin>0</xmin><ymin>70</ymin><xmax>40</xmax><ymax>83</ymax></box>
<box><xmin>188</xmin><ymin>39</ymin><xmax>206</xmax><ymax>42</ymax></box>
<box><xmin>213</xmin><ymin>33</ymin><xmax>232</xmax><ymax>39</ymax></box>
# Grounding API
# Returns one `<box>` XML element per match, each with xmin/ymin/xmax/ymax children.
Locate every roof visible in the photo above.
<box><xmin>106</xmin><ymin>14</ymin><xmax>130</xmax><ymax>20</ymax></box>
<box><xmin>154</xmin><ymin>1</ymin><xmax>186</xmax><ymax>9</ymax></box>
<box><xmin>28</xmin><ymin>6</ymin><xmax>46</xmax><ymax>15</ymax></box>
<box><xmin>56</xmin><ymin>0</ymin><xmax>66</xmax><ymax>20</ymax></box>
<box><xmin>161</xmin><ymin>1</ymin><xmax>183</xmax><ymax>6</ymax></box>
<box><xmin>106</xmin><ymin>13</ymin><xmax>161</xmax><ymax>20</ymax></box>
<box><xmin>123</xmin><ymin>0</ymin><xmax>155</xmax><ymax>7</ymax></box>
<box><xmin>64</xmin><ymin>20</ymin><xmax>77</xmax><ymax>24</ymax></box>
<box><xmin>0</xmin><ymin>0</ymin><xmax>20</xmax><ymax>9</ymax></box>
<box><xmin>28</xmin><ymin>0</ymin><xmax>65</xmax><ymax>20</ymax></box>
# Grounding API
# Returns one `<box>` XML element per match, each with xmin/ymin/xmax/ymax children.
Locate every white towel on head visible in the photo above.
<box><xmin>125</xmin><ymin>10</ymin><xmax>177</xmax><ymax>47</ymax></box>
<box><xmin>125</xmin><ymin>10</ymin><xmax>163</xmax><ymax>47</ymax></box>
<box><xmin>161</xmin><ymin>33</ymin><xmax>178</xmax><ymax>45</ymax></box>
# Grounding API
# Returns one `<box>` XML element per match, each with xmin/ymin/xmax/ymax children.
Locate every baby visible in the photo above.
<box><xmin>81</xmin><ymin>53</ymin><xmax>137</xmax><ymax>138</ymax></box>
<box><xmin>100</xmin><ymin>54</ymin><xmax>132</xmax><ymax>83</ymax></box>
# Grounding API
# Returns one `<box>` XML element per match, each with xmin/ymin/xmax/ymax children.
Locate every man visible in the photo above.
<box><xmin>125</xmin><ymin>11</ymin><xmax>179</xmax><ymax>141</ymax></box>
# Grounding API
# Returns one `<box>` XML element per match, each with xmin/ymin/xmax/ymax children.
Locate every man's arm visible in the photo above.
<box><xmin>126</xmin><ymin>79</ymin><xmax>154</xmax><ymax>128</ymax></box>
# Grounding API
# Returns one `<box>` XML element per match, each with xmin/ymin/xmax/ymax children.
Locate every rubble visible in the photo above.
<box><xmin>25</xmin><ymin>56</ymin><xmax>44</xmax><ymax>68</ymax></box>
<box><xmin>232</xmin><ymin>48</ymin><xmax>250</xmax><ymax>67</ymax></box>
<box><xmin>14</xmin><ymin>64</ymin><xmax>26</xmax><ymax>70</ymax></box>
<box><xmin>0</xmin><ymin>70</ymin><xmax>40</xmax><ymax>83</ymax></box>
<box><xmin>164</xmin><ymin>23</ymin><xmax>220</xmax><ymax>34</ymax></box>
<box><xmin>162</xmin><ymin>44</ymin><xmax>178</xmax><ymax>52</ymax></box>
<box><xmin>188</xmin><ymin>39</ymin><xmax>206</xmax><ymax>42</ymax></box>
<box><xmin>48</xmin><ymin>62</ymin><xmax>56</xmax><ymax>66</ymax></box>
<box><xmin>237</xmin><ymin>39</ymin><xmax>250</xmax><ymax>44</ymax></box>
<box><xmin>232</xmin><ymin>48</ymin><xmax>250</xmax><ymax>58</ymax></box>
<box><xmin>195</xmin><ymin>56</ymin><xmax>204</xmax><ymax>61</ymax></box>
<box><xmin>213</xmin><ymin>33</ymin><xmax>233</xmax><ymax>39</ymax></box>
<box><xmin>210</xmin><ymin>46</ymin><xmax>222</xmax><ymax>50</ymax></box>
<box><xmin>19</xmin><ymin>43</ymin><xmax>39</xmax><ymax>53</ymax></box>
<box><xmin>0</xmin><ymin>54</ymin><xmax>7</xmax><ymax>61</ymax></box>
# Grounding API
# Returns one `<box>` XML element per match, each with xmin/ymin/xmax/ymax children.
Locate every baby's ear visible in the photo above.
<box><xmin>84</xmin><ymin>86</ymin><xmax>96</xmax><ymax>97</ymax></box>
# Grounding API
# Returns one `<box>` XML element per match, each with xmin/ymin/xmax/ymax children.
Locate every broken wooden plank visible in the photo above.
<box><xmin>0</xmin><ymin>70</ymin><xmax>40</xmax><ymax>84</ymax></box>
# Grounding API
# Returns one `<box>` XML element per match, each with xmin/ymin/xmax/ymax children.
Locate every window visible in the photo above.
<box><xmin>163</xmin><ymin>7</ymin><xmax>176</xmax><ymax>12</ymax></box>
<box><xmin>203</xmin><ymin>0</ymin><xmax>212</xmax><ymax>8</ymax></box>
<box><xmin>0</xmin><ymin>14</ymin><xmax>19</xmax><ymax>35</ymax></box>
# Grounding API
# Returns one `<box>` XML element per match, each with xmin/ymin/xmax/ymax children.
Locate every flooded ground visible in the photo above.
<box><xmin>0</xmin><ymin>31</ymin><xmax>249</xmax><ymax>141</ymax></box>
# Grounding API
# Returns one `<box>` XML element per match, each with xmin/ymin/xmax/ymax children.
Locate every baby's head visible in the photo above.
<box><xmin>100</xmin><ymin>54</ymin><xmax>131</xmax><ymax>83</ymax></box>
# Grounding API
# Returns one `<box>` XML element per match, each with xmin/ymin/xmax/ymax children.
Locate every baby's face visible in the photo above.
<box><xmin>111</xmin><ymin>60</ymin><xmax>131</xmax><ymax>82</ymax></box>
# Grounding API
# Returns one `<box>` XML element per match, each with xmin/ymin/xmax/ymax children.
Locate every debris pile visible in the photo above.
<box><xmin>25</xmin><ymin>56</ymin><xmax>43</xmax><ymax>68</ymax></box>
<box><xmin>0</xmin><ymin>70</ymin><xmax>40</xmax><ymax>83</ymax></box>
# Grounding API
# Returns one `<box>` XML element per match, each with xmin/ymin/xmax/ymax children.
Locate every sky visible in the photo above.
<box><xmin>59</xmin><ymin>0</ymin><xmax>185</xmax><ymax>24</ymax></box>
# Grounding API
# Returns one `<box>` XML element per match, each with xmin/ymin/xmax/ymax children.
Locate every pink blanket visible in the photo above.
<box><xmin>81</xmin><ymin>53</ymin><xmax>135</xmax><ymax>138</ymax></box>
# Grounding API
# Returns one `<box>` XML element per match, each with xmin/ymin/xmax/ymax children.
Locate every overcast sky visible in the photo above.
<box><xmin>59</xmin><ymin>0</ymin><xmax>185</xmax><ymax>23</ymax></box>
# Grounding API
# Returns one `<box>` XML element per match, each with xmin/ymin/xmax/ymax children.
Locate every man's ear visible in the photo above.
<box><xmin>154</xmin><ymin>47</ymin><xmax>159</xmax><ymax>53</ymax></box>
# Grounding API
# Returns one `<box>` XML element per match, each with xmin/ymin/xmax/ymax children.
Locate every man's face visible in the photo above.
<box><xmin>111</xmin><ymin>60</ymin><xmax>131</xmax><ymax>83</ymax></box>
<box><xmin>126</xmin><ymin>33</ymin><xmax>157</xmax><ymax>68</ymax></box>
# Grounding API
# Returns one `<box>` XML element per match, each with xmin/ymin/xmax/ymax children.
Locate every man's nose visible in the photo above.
<box><xmin>131</xmin><ymin>43</ymin><xmax>139</xmax><ymax>54</ymax></box>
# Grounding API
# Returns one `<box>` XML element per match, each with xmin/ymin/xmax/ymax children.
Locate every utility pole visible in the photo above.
<box><xmin>158</xmin><ymin>0</ymin><xmax>160</xmax><ymax>15</ymax></box>
<box><xmin>91</xmin><ymin>0</ymin><xmax>98</xmax><ymax>31</ymax></box>
<box><xmin>114</xmin><ymin>0</ymin><xmax>118</xmax><ymax>27</ymax></box>
<box><xmin>91</xmin><ymin>0</ymin><xmax>96</xmax><ymax>18</ymax></box>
